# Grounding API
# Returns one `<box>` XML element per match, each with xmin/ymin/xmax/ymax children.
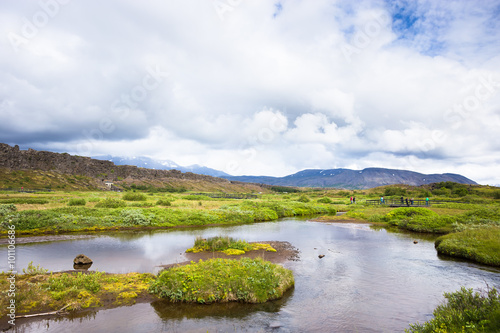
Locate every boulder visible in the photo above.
<box><xmin>74</xmin><ymin>254</ymin><xmax>93</xmax><ymax>265</ymax></box>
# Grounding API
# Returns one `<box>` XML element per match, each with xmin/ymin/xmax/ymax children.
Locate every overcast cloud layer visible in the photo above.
<box><xmin>1</xmin><ymin>0</ymin><xmax>500</xmax><ymax>184</ymax></box>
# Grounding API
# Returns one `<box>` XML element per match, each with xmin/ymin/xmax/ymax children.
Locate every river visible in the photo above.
<box><xmin>2</xmin><ymin>218</ymin><xmax>499</xmax><ymax>332</ymax></box>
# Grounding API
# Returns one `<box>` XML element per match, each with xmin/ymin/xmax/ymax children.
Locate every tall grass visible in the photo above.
<box><xmin>407</xmin><ymin>287</ymin><xmax>500</xmax><ymax>332</ymax></box>
<box><xmin>435</xmin><ymin>227</ymin><xmax>500</xmax><ymax>266</ymax></box>
<box><xmin>149</xmin><ymin>258</ymin><xmax>294</xmax><ymax>303</ymax></box>
<box><xmin>186</xmin><ymin>236</ymin><xmax>276</xmax><ymax>254</ymax></box>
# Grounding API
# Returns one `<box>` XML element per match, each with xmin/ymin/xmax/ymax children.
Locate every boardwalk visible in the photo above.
<box><xmin>365</xmin><ymin>198</ymin><xmax>468</xmax><ymax>207</ymax></box>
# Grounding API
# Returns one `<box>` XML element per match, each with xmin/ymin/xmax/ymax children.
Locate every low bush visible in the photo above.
<box><xmin>435</xmin><ymin>227</ymin><xmax>500</xmax><ymax>266</ymax></box>
<box><xmin>382</xmin><ymin>207</ymin><xmax>453</xmax><ymax>233</ymax></box>
<box><xmin>317</xmin><ymin>197</ymin><xmax>333</xmax><ymax>204</ymax></box>
<box><xmin>297</xmin><ymin>194</ymin><xmax>310</xmax><ymax>203</ymax></box>
<box><xmin>122</xmin><ymin>192</ymin><xmax>147</xmax><ymax>201</ymax></box>
<box><xmin>120</xmin><ymin>209</ymin><xmax>153</xmax><ymax>226</ymax></box>
<box><xmin>407</xmin><ymin>287</ymin><xmax>500</xmax><ymax>332</ymax></box>
<box><xmin>94</xmin><ymin>198</ymin><xmax>127</xmax><ymax>208</ymax></box>
<box><xmin>68</xmin><ymin>198</ymin><xmax>86</xmax><ymax>206</ymax></box>
<box><xmin>156</xmin><ymin>199</ymin><xmax>171</xmax><ymax>206</ymax></box>
<box><xmin>0</xmin><ymin>204</ymin><xmax>17</xmax><ymax>217</ymax></box>
<box><xmin>149</xmin><ymin>258</ymin><xmax>294</xmax><ymax>303</ymax></box>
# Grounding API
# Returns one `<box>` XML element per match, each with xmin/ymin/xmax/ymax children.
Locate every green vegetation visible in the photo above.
<box><xmin>0</xmin><ymin>264</ymin><xmax>156</xmax><ymax>317</ymax></box>
<box><xmin>155</xmin><ymin>198</ymin><xmax>172</xmax><ymax>206</ymax></box>
<box><xmin>435</xmin><ymin>227</ymin><xmax>500</xmax><ymax>266</ymax></box>
<box><xmin>186</xmin><ymin>236</ymin><xmax>276</xmax><ymax>255</ymax></box>
<box><xmin>407</xmin><ymin>287</ymin><xmax>500</xmax><ymax>333</ymax></box>
<box><xmin>94</xmin><ymin>198</ymin><xmax>127</xmax><ymax>208</ymax></box>
<box><xmin>297</xmin><ymin>194</ymin><xmax>310</xmax><ymax>203</ymax></box>
<box><xmin>0</xmin><ymin>198</ymin><xmax>49</xmax><ymax>205</ymax></box>
<box><xmin>122</xmin><ymin>192</ymin><xmax>147</xmax><ymax>201</ymax></box>
<box><xmin>68</xmin><ymin>198</ymin><xmax>86</xmax><ymax>206</ymax></box>
<box><xmin>0</xmin><ymin>204</ymin><xmax>17</xmax><ymax>217</ymax></box>
<box><xmin>0</xmin><ymin>197</ymin><xmax>336</xmax><ymax>235</ymax></box>
<box><xmin>0</xmin><ymin>181</ymin><xmax>497</xmax><ymax>268</ymax></box>
<box><xmin>149</xmin><ymin>258</ymin><xmax>294</xmax><ymax>303</ymax></box>
<box><xmin>317</xmin><ymin>197</ymin><xmax>333</xmax><ymax>204</ymax></box>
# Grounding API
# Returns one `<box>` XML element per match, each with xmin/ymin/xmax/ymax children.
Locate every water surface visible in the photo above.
<box><xmin>2</xmin><ymin>219</ymin><xmax>499</xmax><ymax>332</ymax></box>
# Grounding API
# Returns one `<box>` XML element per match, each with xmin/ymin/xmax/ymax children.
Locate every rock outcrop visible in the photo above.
<box><xmin>0</xmin><ymin>143</ymin><xmax>230</xmax><ymax>184</ymax></box>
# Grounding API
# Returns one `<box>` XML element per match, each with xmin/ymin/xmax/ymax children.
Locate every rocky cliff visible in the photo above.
<box><xmin>0</xmin><ymin>143</ymin><xmax>229</xmax><ymax>184</ymax></box>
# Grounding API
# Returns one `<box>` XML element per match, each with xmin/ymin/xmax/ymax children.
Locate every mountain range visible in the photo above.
<box><xmin>223</xmin><ymin>168</ymin><xmax>477</xmax><ymax>189</ymax></box>
<box><xmin>92</xmin><ymin>155</ymin><xmax>477</xmax><ymax>189</ymax></box>
<box><xmin>92</xmin><ymin>155</ymin><xmax>230</xmax><ymax>177</ymax></box>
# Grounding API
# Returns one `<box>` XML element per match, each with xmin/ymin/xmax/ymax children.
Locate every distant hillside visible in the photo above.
<box><xmin>92</xmin><ymin>155</ymin><xmax>230</xmax><ymax>177</ymax></box>
<box><xmin>224</xmin><ymin>168</ymin><xmax>477</xmax><ymax>189</ymax></box>
<box><xmin>0</xmin><ymin>143</ymin><xmax>264</xmax><ymax>192</ymax></box>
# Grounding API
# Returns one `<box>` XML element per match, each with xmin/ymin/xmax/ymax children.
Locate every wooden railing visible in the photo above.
<box><xmin>365</xmin><ymin>199</ymin><xmax>469</xmax><ymax>207</ymax></box>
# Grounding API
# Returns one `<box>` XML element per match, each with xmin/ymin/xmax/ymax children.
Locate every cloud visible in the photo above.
<box><xmin>0</xmin><ymin>0</ymin><xmax>499</xmax><ymax>184</ymax></box>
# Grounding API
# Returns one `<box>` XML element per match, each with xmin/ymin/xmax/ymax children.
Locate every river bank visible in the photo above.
<box><xmin>0</xmin><ymin>240</ymin><xmax>298</xmax><ymax>330</ymax></box>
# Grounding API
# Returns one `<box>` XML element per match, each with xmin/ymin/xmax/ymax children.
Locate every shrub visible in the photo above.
<box><xmin>68</xmin><ymin>198</ymin><xmax>86</xmax><ymax>206</ymax></box>
<box><xmin>384</xmin><ymin>187</ymin><xmax>407</xmax><ymax>196</ymax></box>
<box><xmin>122</xmin><ymin>192</ymin><xmax>147</xmax><ymax>201</ymax></box>
<box><xmin>0</xmin><ymin>204</ymin><xmax>17</xmax><ymax>217</ymax></box>
<box><xmin>149</xmin><ymin>258</ymin><xmax>294</xmax><ymax>303</ymax></box>
<box><xmin>297</xmin><ymin>195</ymin><xmax>310</xmax><ymax>203</ymax></box>
<box><xmin>317</xmin><ymin>197</ymin><xmax>333</xmax><ymax>204</ymax></box>
<box><xmin>94</xmin><ymin>198</ymin><xmax>127</xmax><ymax>208</ymax></box>
<box><xmin>156</xmin><ymin>199</ymin><xmax>171</xmax><ymax>206</ymax></box>
<box><xmin>23</xmin><ymin>261</ymin><xmax>49</xmax><ymax>275</ymax></box>
<box><xmin>120</xmin><ymin>209</ymin><xmax>153</xmax><ymax>226</ymax></box>
<box><xmin>407</xmin><ymin>287</ymin><xmax>500</xmax><ymax>333</ymax></box>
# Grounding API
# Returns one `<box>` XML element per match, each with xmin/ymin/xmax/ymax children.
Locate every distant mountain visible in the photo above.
<box><xmin>223</xmin><ymin>167</ymin><xmax>477</xmax><ymax>189</ymax></box>
<box><xmin>92</xmin><ymin>155</ymin><xmax>230</xmax><ymax>178</ymax></box>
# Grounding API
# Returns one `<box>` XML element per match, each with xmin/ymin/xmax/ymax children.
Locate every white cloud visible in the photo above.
<box><xmin>0</xmin><ymin>0</ymin><xmax>499</xmax><ymax>184</ymax></box>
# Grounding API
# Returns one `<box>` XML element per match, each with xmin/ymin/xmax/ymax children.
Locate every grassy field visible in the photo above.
<box><xmin>0</xmin><ymin>191</ymin><xmax>337</xmax><ymax>235</ymax></box>
<box><xmin>1</xmin><ymin>183</ymin><xmax>499</xmax><ymax>266</ymax></box>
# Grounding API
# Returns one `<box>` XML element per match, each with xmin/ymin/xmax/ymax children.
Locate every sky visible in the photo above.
<box><xmin>1</xmin><ymin>0</ymin><xmax>500</xmax><ymax>185</ymax></box>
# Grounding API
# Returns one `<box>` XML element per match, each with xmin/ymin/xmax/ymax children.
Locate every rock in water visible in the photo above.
<box><xmin>74</xmin><ymin>254</ymin><xmax>93</xmax><ymax>265</ymax></box>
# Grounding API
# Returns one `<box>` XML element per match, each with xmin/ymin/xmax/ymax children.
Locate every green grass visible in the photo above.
<box><xmin>0</xmin><ymin>268</ymin><xmax>156</xmax><ymax>317</ymax></box>
<box><xmin>149</xmin><ymin>258</ymin><xmax>294</xmax><ymax>303</ymax></box>
<box><xmin>1</xmin><ymin>199</ymin><xmax>336</xmax><ymax>235</ymax></box>
<box><xmin>407</xmin><ymin>287</ymin><xmax>500</xmax><ymax>332</ymax></box>
<box><xmin>122</xmin><ymin>192</ymin><xmax>147</xmax><ymax>201</ymax></box>
<box><xmin>0</xmin><ymin>198</ymin><xmax>49</xmax><ymax>205</ymax></box>
<box><xmin>435</xmin><ymin>227</ymin><xmax>500</xmax><ymax>266</ymax></box>
<box><xmin>186</xmin><ymin>236</ymin><xmax>276</xmax><ymax>254</ymax></box>
<box><xmin>94</xmin><ymin>198</ymin><xmax>127</xmax><ymax>208</ymax></box>
<box><xmin>68</xmin><ymin>198</ymin><xmax>86</xmax><ymax>206</ymax></box>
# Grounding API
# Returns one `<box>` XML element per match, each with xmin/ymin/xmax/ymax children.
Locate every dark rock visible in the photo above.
<box><xmin>74</xmin><ymin>254</ymin><xmax>93</xmax><ymax>265</ymax></box>
<box><xmin>413</xmin><ymin>240</ymin><xmax>418</xmax><ymax>244</ymax></box>
<box><xmin>73</xmin><ymin>263</ymin><xmax>92</xmax><ymax>270</ymax></box>
<box><xmin>318</xmin><ymin>254</ymin><xmax>325</xmax><ymax>259</ymax></box>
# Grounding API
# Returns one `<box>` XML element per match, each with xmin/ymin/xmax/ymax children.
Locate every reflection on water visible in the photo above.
<box><xmin>3</xmin><ymin>219</ymin><xmax>500</xmax><ymax>332</ymax></box>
